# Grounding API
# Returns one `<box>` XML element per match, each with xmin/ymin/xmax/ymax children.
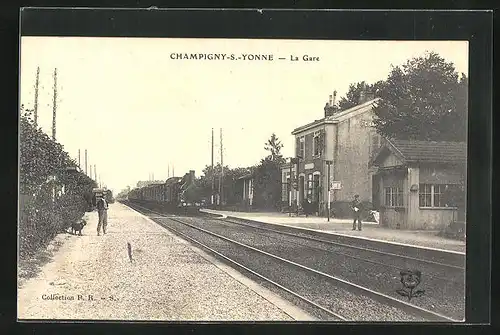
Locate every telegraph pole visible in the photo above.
<box><xmin>33</xmin><ymin>66</ymin><xmax>40</xmax><ymax>126</ymax></box>
<box><xmin>90</xmin><ymin>165</ymin><xmax>93</xmax><ymax>180</ymax></box>
<box><xmin>211</xmin><ymin>128</ymin><xmax>214</xmax><ymax>205</ymax></box>
<box><xmin>51</xmin><ymin>68</ymin><xmax>57</xmax><ymax>141</ymax></box>
<box><xmin>78</xmin><ymin>149</ymin><xmax>81</xmax><ymax>169</ymax></box>
<box><xmin>289</xmin><ymin>159</ymin><xmax>293</xmax><ymax>216</ymax></box>
<box><xmin>219</xmin><ymin>128</ymin><xmax>224</xmax><ymax>205</ymax></box>
<box><xmin>94</xmin><ymin>164</ymin><xmax>97</xmax><ymax>181</ymax></box>
<box><xmin>85</xmin><ymin>149</ymin><xmax>88</xmax><ymax>175</ymax></box>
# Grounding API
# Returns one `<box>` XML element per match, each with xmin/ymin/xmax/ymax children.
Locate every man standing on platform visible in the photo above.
<box><xmin>96</xmin><ymin>196</ymin><xmax>109</xmax><ymax>236</ymax></box>
<box><xmin>351</xmin><ymin>194</ymin><xmax>362</xmax><ymax>231</ymax></box>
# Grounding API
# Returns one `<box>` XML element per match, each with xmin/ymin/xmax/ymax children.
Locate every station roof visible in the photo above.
<box><xmin>371</xmin><ymin>139</ymin><xmax>467</xmax><ymax>166</ymax></box>
<box><xmin>237</xmin><ymin>173</ymin><xmax>254</xmax><ymax>180</ymax></box>
<box><xmin>292</xmin><ymin>98</ymin><xmax>380</xmax><ymax>135</ymax></box>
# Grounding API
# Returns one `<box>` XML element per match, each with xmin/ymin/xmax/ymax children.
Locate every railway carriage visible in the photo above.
<box><xmin>127</xmin><ymin>170</ymin><xmax>203</xmax><ymax>214</ymax></box>
<box><xmin>92</xmin><ymin>187</ymin><xmax>114</xmax><ymax>207</ymax></box>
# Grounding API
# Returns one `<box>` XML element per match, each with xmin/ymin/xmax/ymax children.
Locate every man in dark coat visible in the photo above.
<box><xmin>351</xmin><ymin>194</ymin><xmax>362</xmax><ymax>231</ymax></box>
<box><xmin>96</xmin><ymin>196</ymin><xmax>109</xmax><ymax>236</ymax></box>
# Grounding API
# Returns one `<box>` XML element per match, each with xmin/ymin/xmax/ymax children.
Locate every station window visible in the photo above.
<box><xmin>313</xmin><ymin>133</ymin><xmax>321</xmax><ymax>157</ymax></box>
<box><xmin>313</xmin><ymin>174</ymin><xmax>320</xmax><ymax>202</ymax></box>
<box><xmin>419</xmin><ymin>184</ymin><xmax>460</xmax><ymax>208</ymax></box>
<box><xmin>297</xmin><ymin>137</ymin><xmax>305</xmax><ymax>158</ymax></box>
<box><xmin>385</xmin><ymin>185</ymin><xmax>404</xmax><ymax>207</ymax></box>
<box><xmin>306</xmin><ymin>174</ymin><xmax>313</xmax><ymax>200</ymax></box>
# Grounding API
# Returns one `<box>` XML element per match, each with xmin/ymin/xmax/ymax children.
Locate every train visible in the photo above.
<box><xmin>92</xmin><ymin>187</ymin><xmax>114</xmax><ymax>207</ymax></box>
<box><xmin>127</xmin><ymin>170</ymin><xmax>205</xmax><ymax>214</ymax></box>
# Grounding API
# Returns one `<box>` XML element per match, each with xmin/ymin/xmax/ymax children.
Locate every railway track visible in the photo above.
<box><xmin>218</xmin><ymin>216</ymin><xmax>465</xmax><ymax>270</ymax></box>
<box><xmin>124</xmin><ymin>201</ymin><xmax>462</xmax><ymax>322</ymax></box>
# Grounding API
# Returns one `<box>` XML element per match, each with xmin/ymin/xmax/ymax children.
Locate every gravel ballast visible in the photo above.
<box><xmin>168</xmin><ymin>216</ymin><xmax>464</xmax><ymax>321</ymax></box>
<box><xmin>17</xmin><ymin>203</ymin><xmax>301</xmax><ymax>321</ymax></box>
<box><xmin>159</xmin><ymin>217</ymin><xmax>426</xmax><ymax>322</ymax></box>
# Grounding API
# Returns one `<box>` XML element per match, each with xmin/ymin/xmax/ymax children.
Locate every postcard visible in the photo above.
<box><xmin>18</xmin><ymin>23</ymin><xmax>469</xmax><ymax>322</ymax></box>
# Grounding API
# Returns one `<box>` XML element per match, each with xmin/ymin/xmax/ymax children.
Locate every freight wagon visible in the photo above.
<box><xmin>127</xmin><ymin>170</ymin><xmax>203</xmax><ymax>214</ymax></box>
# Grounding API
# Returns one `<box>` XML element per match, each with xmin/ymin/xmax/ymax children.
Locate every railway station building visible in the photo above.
<box><xmin>370</xmin><ymin>139</ymin><xmax>466</xmax><ymax>230</ymax></box>
<box><xmin>281</xmin><ymin>90</ymin><xmax>383</xmax><ymax>217</ymax></box>
<box><xmin>236</xmin><ymin>173</ymin><xmax>255</xmax><ymax>209</ymax></box>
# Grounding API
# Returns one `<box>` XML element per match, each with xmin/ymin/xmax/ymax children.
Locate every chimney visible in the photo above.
<box><xmin>189</xmin><ymin>170</ymin><xmax>195</xmax><ymax>184</ymax></box>
<box><xmin>324</xmin><ymin>90</ymin><xmax>338</xmax><ymax>118</ymax></box>
<box><xmin>324</xmin><ymin>102</ymin><xmax>334</xmax><ymax>118</ymax></box>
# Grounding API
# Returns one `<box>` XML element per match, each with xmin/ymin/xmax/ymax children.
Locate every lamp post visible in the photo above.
<box><xmin>325</xmin><ymin>160</ymin><xmax>333</xmax><ymax>222</ymax></box>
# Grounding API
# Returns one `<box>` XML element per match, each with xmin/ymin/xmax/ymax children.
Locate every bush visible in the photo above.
<box><xmin>19</xmin><ymin>108</ymin><xmax>97</xmax><ymax>258</ymax></box>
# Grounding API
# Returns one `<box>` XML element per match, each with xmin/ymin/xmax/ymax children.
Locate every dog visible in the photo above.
<box><xmin>70</xmin><ymin>219</ymin><xmax>87</xmax><ymax>236</ymax></box>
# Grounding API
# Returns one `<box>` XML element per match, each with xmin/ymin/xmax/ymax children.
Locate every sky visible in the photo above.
<box><xmin>19</xmin><ymin>37</ymin><xmax>468</xmax><ymax>194</ymax></box>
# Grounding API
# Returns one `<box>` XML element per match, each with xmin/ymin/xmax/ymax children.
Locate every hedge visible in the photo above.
<box><xmin>19</xmin><ymin>107</ymin><xmax>97</xmax><ymax>258</ymax></box>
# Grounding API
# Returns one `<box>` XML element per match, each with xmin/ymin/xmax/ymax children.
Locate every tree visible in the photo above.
<box><xmin>197</xmin><ymin>164</ymin><xmax>251</xmax><ymax>204</ymax></box>
<box><xmin>372</xmin><ymin>52</ymin><xmax>468</xmax><ymax>141</ymax></box>
<box><xmin>337</xmin><ymin>81</ymin><xmax>384</xmax><ymax>111</ymax></box>
<box><xmin>253</xmin><ymin>134</ymin><xmax>286</xmax><ymax>210</ymax></box>
<box><xmin>264</xmin><ymin>133</ymin><xmax>284</xmax><ymax>161</ymax></box>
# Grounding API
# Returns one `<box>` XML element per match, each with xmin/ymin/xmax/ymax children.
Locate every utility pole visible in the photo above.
<box><xmin>78</xmin><ymin>149</ymin><xmax>81</xmax><ymax>169</ymax></box>
<box><xmin>289</xmin><ymin>159</ymin><xmax>293</xmax><ymax>216</ymax></box>
<box><xmin>94</xmin><ymin>164</ymin><xmax>97</xmax><ymax>181</ymax></box>
<box><xmin>51</xmin><ymin>68</ymin><xmax>57</xmax><ymax>141</ymax></box>
<box><xmin>219</xmin><ymin>128</ymin><xmax>224</xmax><ymax>205</ymax></box>
<box><xmin>211</xmin><ymin>128</ymin><xmax>214</xmax><ymax>205</ymax></box>
<box><xmin>85</xmin><ymin>149</ymin><xmax>88</xmax><ymax>175</ymax></box>
<box><xmin>90</xmin><ymin>165</ymin><xmax>93</xmax><ymax>180</ymax></box>
<box><xmin>33</xmin><ymin>66</ymin><xmax>40</xmax><ymax>126</ymax></box>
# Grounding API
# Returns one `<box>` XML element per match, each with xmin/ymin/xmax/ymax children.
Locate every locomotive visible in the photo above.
<box><xmin>127</xmin><ymin>170</ymin><xmax>204</xmax><ymax>214</ymax></box>
<box><xmin>91</xmin><ymin>187</ymin><xmax>114</xmax><ymax>207</ymax></box>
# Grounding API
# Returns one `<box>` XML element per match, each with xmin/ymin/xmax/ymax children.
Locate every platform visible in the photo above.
<box><xmin>17</xmin><ymin>203</ymin><xmax>314</xmax><ymax>321</ymax></box>
<box><xmin>200</xmin><ymin>209</ymin><xmax>466</xmax><ymax>254</ymax></box>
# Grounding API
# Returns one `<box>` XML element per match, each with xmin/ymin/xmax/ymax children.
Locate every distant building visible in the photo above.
<box><xmin>136</xmin><ymin>180</ymin><xmax>165</xmax><ymax>188</ymax></box>
<box><xmin>282</xmin><ymin>89</ymin><xmax>382</xmax><ymax>216</ymax></box>
<box><xmin>237</xmin><ymin>173</ymin><xmax>255</xmax><ymax>207</ymax></box>
<box><xmin>370</xmin><ymin>139</ymin><xmax>466</xmax><ymax>229</ymax></box>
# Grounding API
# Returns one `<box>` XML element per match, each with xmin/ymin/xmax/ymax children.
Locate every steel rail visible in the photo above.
<box><xmin>125</xmin><ymin>202</ymin><xmax>460</xmax><ymax>322</ymax></box>
<box><xmin>167</xmin><ymin>216</ymin><xmax>458</xmax><ymax>322</ymax></box>
<box><xmin>218</xmin><ymin>217</ymin><xmax>464</xmax><ymax>271</ymax></box>
<box><xmin>210</xmin><ymin>217</ymin><xmax>464</xmax><ymax>284</ymax></box>
<box><xmin>125</xmin><ymin>202</ymin><xmax>345</xmax><ymax>321</ymax></box>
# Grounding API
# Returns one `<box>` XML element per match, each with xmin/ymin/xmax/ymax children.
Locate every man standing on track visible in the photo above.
<box><xmin>351</xmin><ymin>194</ymin><xmax>362</xmax><ymax>231</ymax></box>
<box><xmin>96</xmin><ymin>196</ymin><xmax>109</xmax><ymax>236</ymax></box>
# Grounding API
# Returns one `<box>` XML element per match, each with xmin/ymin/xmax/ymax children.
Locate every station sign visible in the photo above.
<box><xmin>305</xmin><ymin>163</ymin><xmax>314</xmax><ymax>170</ymax></box>
<box><xmin>330</xmin><ymin>180</ymin><xmax>342</xmax><ymax>190</ymax></box>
